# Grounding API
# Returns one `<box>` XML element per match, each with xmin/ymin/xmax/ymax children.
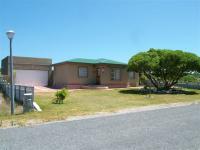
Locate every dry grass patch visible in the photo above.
<box><xmin>0</xmin><ymin>88</ymin><xmax>200</xmax><ymax>127</ymax></box>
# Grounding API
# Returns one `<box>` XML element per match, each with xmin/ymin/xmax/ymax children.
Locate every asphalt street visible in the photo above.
<box><xmin>0</xmin><ymin>104</ymin><xmax>200</xmax><ymax>150</ymax></box>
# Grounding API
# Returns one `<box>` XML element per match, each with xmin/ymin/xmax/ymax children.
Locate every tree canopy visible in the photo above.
<box><xmin>128</xmin><ymin>48</ymin><xmax>200</xmax><ymax>90</ymax></box>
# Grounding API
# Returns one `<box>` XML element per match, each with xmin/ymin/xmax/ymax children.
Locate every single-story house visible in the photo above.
<box><xmin>52</xmin><ymin>58</ymin><xmax>139</xmax><ymax>88</ymax></box>
<box><xmin>1</xmin><ymin>56</ymin><xmax>139</xmax><ymax>88</ymax></box>
<box><xmin>1</xmin><ymin>56</ymin><xmax>52</xmax><ymax>86</ymax></box>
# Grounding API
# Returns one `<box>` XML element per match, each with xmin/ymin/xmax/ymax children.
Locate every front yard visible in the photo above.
<box><xmin>0</xmin><ymin>88</ymin><xmax>200</xmax><ymax>127</ymax></box>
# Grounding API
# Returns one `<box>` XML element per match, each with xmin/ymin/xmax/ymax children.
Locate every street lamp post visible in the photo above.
<box><xmin>6</xmin><ymin>30</ymin><xmax>15</xmax><ymax>115</ymax></box>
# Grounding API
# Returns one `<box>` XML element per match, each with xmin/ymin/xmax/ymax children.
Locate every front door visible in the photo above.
<box><xmin>96</xmin><ymin>68</ymin><xmax>101</xmax><ymax>85</ymax></box>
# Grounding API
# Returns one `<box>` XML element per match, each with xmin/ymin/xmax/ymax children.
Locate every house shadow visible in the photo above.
<box><xmin>119</xmin><ymin>89</ymin><xmax>198</xmax><ymax>95</ymax></box>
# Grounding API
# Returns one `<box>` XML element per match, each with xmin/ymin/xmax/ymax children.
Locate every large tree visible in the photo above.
<box><xmin>128</xmin><ymin>48</ymin><xmax>200</xmax><ymax>90</ymax></box>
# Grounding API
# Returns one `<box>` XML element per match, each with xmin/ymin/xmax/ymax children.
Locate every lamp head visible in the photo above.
<box><xmin>6</xmin><ymin>30</ymin><xmax>15</xmax><ymax>39</ymax></box>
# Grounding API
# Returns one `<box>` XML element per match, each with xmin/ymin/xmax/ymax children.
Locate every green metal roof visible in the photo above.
<box><xmin>55</xmin><ymin>58</ymin><xmax>127</xmax><ymax>65</ymax></box>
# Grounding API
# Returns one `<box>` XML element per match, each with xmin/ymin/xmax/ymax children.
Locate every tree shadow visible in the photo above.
<box><xmin>119</xmin><ymin>89</ymin><xmax>198</xmax><ymax>95</ymax></box>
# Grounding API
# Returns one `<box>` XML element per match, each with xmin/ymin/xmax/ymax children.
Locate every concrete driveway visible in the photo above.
<box><xmin>0</xmin><ymin>104</ymin><xmax>200</xmax><ymax>150</ymax></box>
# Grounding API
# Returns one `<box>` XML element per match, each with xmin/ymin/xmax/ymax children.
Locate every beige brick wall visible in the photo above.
<box><xmin>53</xmin><ymin>63</ymin><xmax>139</xmax><ymax>88</ymax></box>
<box><xmin>53</xmin><ymin>63</ymin><xmax>96</xmax><ymax>87</ymax></box>
<box><xmin>100</xmin><ymin>65</ymin><xmax>139</xmax><ymax>87</ymax></box>
<box><xmin>1</xmin><ymin>56</ymin><xmax>52</xmax><ymax>75</ymax></box>
<box><xmin>13</xmin><ymin>56</ymin><xmax>52</xmax><ymax>65</ymax></box>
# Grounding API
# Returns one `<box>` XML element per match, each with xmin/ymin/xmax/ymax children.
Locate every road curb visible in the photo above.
<box><xmin>66</xmin><ymin>101</ymin><xmax>199</xmax><ymax>122</ymax></box>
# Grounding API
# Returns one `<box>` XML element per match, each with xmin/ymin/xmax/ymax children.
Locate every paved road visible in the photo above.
<box><xmin>0</xmin><ymin>104</ymin><xmax>200</xmax><ymax>150</ymax></box>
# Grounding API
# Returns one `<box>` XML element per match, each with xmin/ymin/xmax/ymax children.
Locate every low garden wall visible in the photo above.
<box><xmin>0</xmin><ymin>78</ymin><xmax>34</xmax><ymax>104</ymax></box>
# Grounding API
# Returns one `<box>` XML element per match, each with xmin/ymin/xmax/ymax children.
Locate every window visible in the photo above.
<box><xmin>128</xmin><ymin>71</ymin><xmax>135</xmax><ymax>79</ymax></box>
<box><xmin>78</xmin><ymin>67</ymin><xmax>88</xmax><ymax>77</ymax></box>
<box><xmin>111</xmin><ymin>68</ymin><xmax>121</xmax><ymax>80</ymax></box>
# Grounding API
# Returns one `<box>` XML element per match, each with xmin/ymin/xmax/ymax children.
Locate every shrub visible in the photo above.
<box><xmin>180</xmin><ymin>75</ymin><xmax>198</xmax><ymax>83</ymax></box>
<box><xmin>54</xmin><ymin>88</ymin><xmax>69</xmax><ymax>104</ymax></box>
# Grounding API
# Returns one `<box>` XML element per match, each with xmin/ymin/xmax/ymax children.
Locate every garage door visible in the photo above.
<box><xmin>15</xmin><ymin>70</ymin><xmax>48</xmax><ymax>86</ymax></box>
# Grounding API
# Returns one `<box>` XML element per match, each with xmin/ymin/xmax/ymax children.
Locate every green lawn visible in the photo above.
<box><xmin>0</xmin><ymin>88</ymin><xmax>200</xmax><ymax>127</ymax></box>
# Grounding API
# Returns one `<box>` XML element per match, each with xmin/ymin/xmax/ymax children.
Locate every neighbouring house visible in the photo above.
<box><xmin>52</xmin><ymin>58</ymin><xmax>139</xmax><ymax>89</ymax></box>
<box><xmin>1</xmin><ymin>56</ymin><xmax>52</xmax><ymax>86</ymax></box>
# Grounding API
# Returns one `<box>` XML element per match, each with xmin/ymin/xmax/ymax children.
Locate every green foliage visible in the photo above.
<box><xmin>191</xmin><ymin>72</ymin><xmax>200</xmax><ymax>78</ymax></box>
<box><xmin>54</xmin><ymin>88</ymin><xmax>69</xmax><ymax>104</ymax></box>
<box><xmin>180</xmin><ymin>72</ymin><xmax>200</xmax><ymax>83</ymax></box>
<box><xmin>180</xmin><ymin>75</ymin><xmax>198</xmax><ymax>83</ymax></box>
<box><xmin>139</xmin><ymin>73</ymin><xmax>148</xmax><ymax>85</ymax></box>
<box><xmin>128</xmin><ymin>48</ymin><xmax>200</xmax><ymax>90</ymax></box>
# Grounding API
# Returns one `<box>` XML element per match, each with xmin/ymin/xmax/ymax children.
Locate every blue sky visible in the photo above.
<box><xmin>0</xmin><ymin>0</ymin><xmax>199</xmax><ymax>64</ymax></box>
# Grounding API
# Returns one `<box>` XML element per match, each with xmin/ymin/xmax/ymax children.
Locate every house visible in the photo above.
<box><xmin>1</xmin><ymin>56</ymin><xmax>52</xmax><ymax>86</ymax></box>
<box><xmin>52</xmin><ymin>58</ymin><xmax>139</xmax><ymax>88</ymax></box>
<box><xmin>1</xmin><ymin>56</ymin><xmax>139</xmax><ymax>88</ymax></box>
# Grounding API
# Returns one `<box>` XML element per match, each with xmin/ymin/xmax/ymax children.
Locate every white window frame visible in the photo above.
<box><xmin>111</xmin><ymin>68</ymin><xmax>121</xmax><ymax>81</ymax></box>
<box><xmin>78</xmin><ymin>67</ymin><xmax>88</xmax><ymax>78</ymax></box>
